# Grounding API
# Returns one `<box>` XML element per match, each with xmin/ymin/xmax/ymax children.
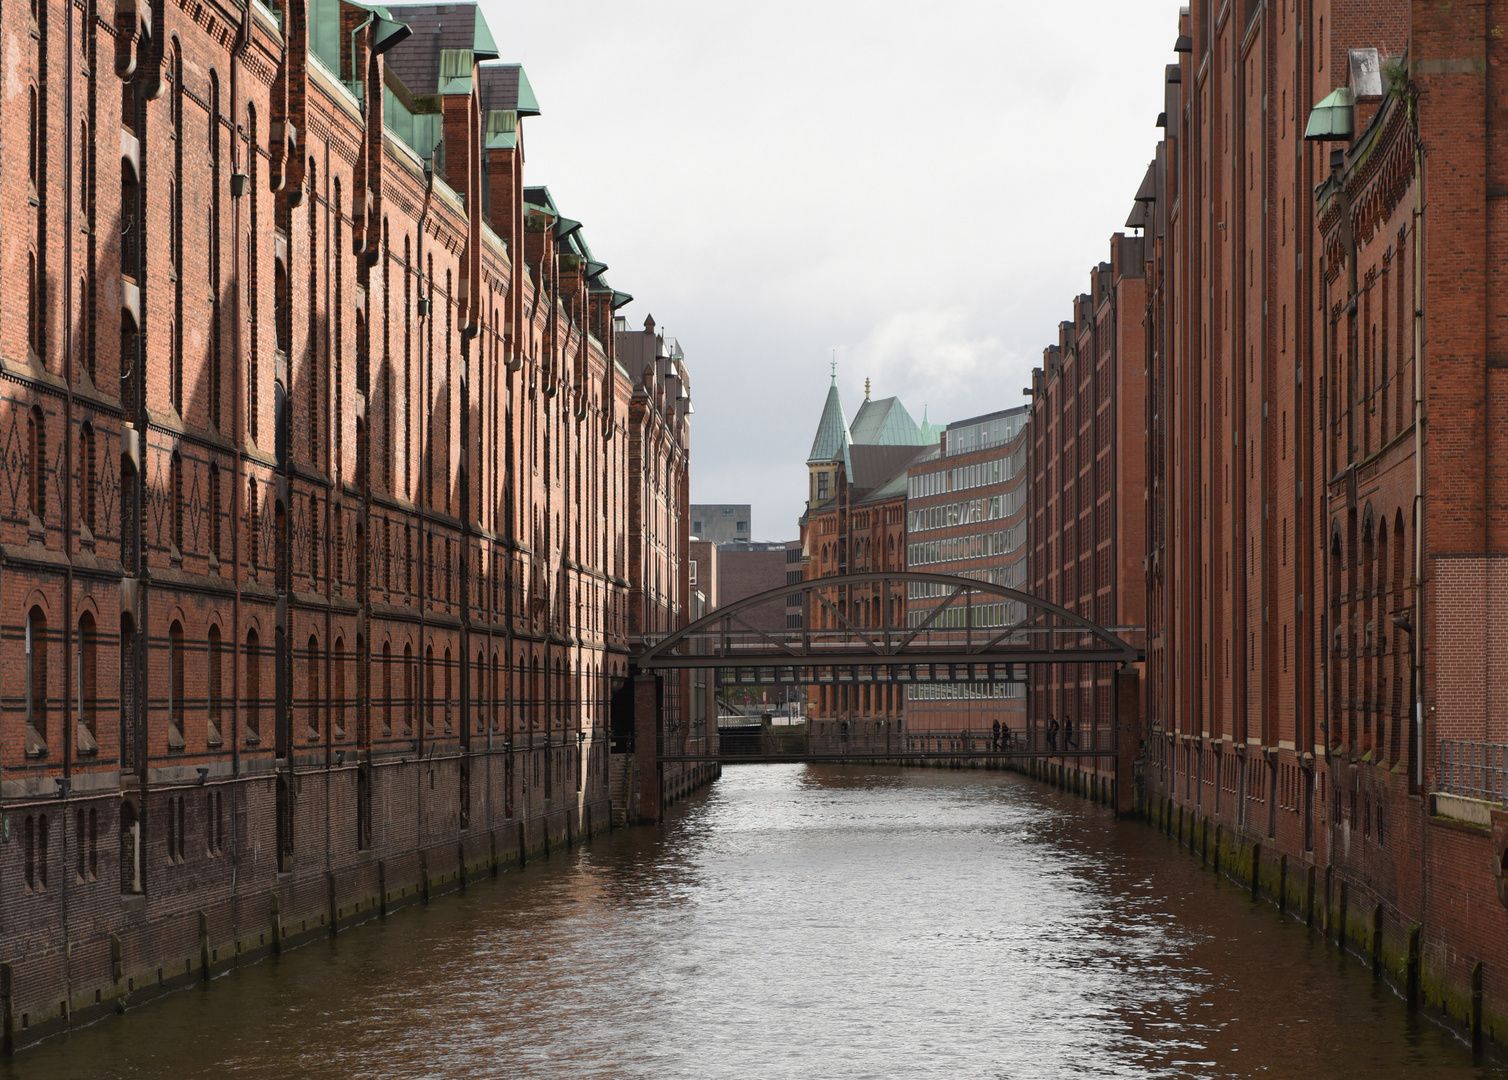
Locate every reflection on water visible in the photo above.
<box><xmin>6</xmin><ymin>765</ymin><xmax>1503</xmax><ymax>1079</ymax></box>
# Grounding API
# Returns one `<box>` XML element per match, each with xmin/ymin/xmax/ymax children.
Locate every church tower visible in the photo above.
<box><xmin>805</xmin><ymin>366</ymin><xmax>851</xmax><ymax>510</ymax></box>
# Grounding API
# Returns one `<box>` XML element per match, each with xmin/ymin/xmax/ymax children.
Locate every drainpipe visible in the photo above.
<box><xmin>415</xmin><ymin>160</ymin><xmax>434</xmax><ymax>827</ymax></box>
<box><xmin>62</xmin><ymin>0</ymin><xmax>77</xmax><ymax>1019</ymax></box>
<box><xmin>1410</xmin><ymin>90</ymin><xmax>1425</xmax><ymax>795</ymax></box>
<box><xmin>228</xmin><ymin>2</ymin><xmax>249</xmax><ymax>912</ymax></box>
<box><xmin>348</xmin><ymin>12</ymin><xmax>374</xmax><ymax>99</ymax></box>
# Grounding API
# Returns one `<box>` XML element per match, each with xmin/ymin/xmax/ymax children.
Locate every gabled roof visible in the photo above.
<box><xmin>478</xmin><ymin>62</ymin><xmax>541</xmax><ymax>118</ymax></box>
<box><xmin>849</xmin><ymin>444</ymin><xmax>926</xmax><ymax>492</ymax></box>
<box><xmin>383</xmin><ymin>3</ymin><xmax>499</xmax><ymax>97</ymax></box>
<box><xmin>807</xmin><ymin>378</ymin><xmax>851</xmax><ymax>469</ymax></box>
<box><xmin>523</xmin><ymin>185</ymin><xmax>556</xmax><ymax>214</ymax></box>
<box><xmin>477</xmin><ymin>63</ymin><xmax>539</xmax><ymax>150</ymax></box>
<box><xmin>849</xmin><ymin>396</ymin><xmax>927</xmax><ymax>447</ymax></box>
<box><xmin>862</xmin><ymin>466</ymin><xmax>913</xmax><ymax>504</ymax></box>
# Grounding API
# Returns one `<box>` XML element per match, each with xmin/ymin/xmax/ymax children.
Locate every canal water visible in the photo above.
<box><xmin>7</xmin><ymin>765</ymin><xmax>1504</xmax><ymax>1079</ymax></box>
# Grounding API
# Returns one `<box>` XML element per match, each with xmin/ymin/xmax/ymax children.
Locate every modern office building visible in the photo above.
<box><xmin>903</xmin><ymin>407</ymin><xmax>1031</xmax><ymax>745</ymax></box>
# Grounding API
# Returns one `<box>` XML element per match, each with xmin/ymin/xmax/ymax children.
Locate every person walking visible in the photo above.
<box><xmin>992</xmin><ymin>719</ymin><xmax>1002</xmax><ymax>752</ymax></box>
<box><xmin>1047</xmin><ymin>717</ymin><xmax>1059</xmax><ymax>752</ymax></box>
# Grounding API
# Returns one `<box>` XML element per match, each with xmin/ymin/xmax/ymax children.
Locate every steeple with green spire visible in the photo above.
<box><xmin>807</xmin><ymin>363</ymin><xmax>852</xmax><ymax>470</ymax></box>
<box><xmin>919</xmin><ymin>404</ymin><xmax>942</xmax><ymax>445</ymax></box>
<box><xmin>806</xmin><ymin>363</ymin><xmax>850</xmax><ymax>509</ymax></box>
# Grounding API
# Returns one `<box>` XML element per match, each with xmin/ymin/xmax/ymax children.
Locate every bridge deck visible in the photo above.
<box><xmin>659</xmin><ymin>748</ymin><xmax>1120</xmax><ymax>764</ymax></box>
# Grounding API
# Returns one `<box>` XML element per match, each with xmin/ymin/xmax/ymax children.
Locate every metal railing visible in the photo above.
<box><xmin>660</xmin><ymin>723</ymin><xmax>1118</xmax><ymax>764</ymax></box>
<box><xmin>1437</xmin><ymin>740</ymin><xmax>1508</xmax><ymax>805</ymax></box>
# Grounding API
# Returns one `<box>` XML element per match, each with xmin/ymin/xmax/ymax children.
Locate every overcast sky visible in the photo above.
<box><xmin>487</xmin><ymin>0</ymin><xmax>1184</xmax><ymax>541</ymax></box>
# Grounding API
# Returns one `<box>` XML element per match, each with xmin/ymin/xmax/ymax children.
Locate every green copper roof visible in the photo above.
<box><xmin>1305</xmin><ymin>86</ymin><xmax>1353</xmax><ymax>140</ymax></box>
<box><xmin>807</xmin><ymin>376</ymin><xmax>852</xmax><ymax>468</ymax></box>
<box><xmin>918</xmin><ymin>404</ymin><xmax>942</xmax><ymax>445</ymax></box>
<box><xmin>512</xmin><ymin>66</ymin><xmax>540</xmax><ymax>117</ymax></box>
<box><xmin>849</xmin><ymin>396</ymin><xmax>928</xmax><ymax>447</ymax></box>
<box><xmin>470</xmin><ymin>4</ymin><xmax>498</xmax><ymax>60</ymax></box>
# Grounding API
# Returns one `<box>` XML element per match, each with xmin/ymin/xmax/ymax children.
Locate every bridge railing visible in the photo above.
<box><xmin>704</xmin><ymin>724</ymin><xmax>1117</xmax><ymax>761</ymax></box>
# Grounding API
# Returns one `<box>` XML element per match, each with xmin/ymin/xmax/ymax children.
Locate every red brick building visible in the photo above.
<box><xmin>1028</xmin><ymin>237</ymin><xmax>1147</xmax><ymax>782</ymax></box>
<box><xmin>1136</xmin><ymin>0</ymin><xmax>1508</xmax><ymax>1037</ymax></box>
<box><xmin>0</xmin><ymin>0</ymin><xmax>699</xmax><ymax>1047</ymax></box>
<box><xmin>618</xmin><ymin>317</ymin><xmax>708</xmax><ymax>806</ymax></box>
<box><xmin>799</xmin><ymin>378</ymin><xmax>925</xmax><ymax>740</ymax></box>
<box><xmin>903</xmin><ymin>406</ymin><xmax>1030</xmax><ymax>746</ymax></box>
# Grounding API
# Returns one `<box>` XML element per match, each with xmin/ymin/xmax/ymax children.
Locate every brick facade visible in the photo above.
<box><xmin>799</xmin><ymin>382</ymin><xmax>921</xmax><ymax>740</ymax></box>
<box><xmin>0</xmin><ymin>0</ymin><xmax>700</xmax><ymax>1048</ymax></box>
<box><xmin>1131</xmin><ymin>0</ymin><xmax>1508</xmax><ymax>1040</ymax></box>
<box><xmin>1028</xmin><ymin>236</ymin><xmax>1146</xmax><ymax>782</ymax></box>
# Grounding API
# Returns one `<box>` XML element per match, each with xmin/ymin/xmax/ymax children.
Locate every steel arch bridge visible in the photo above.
<box><xmin>633</xmin><ymin>571</ymin><xmax>1143</xmax><ymax>680</ymax></box>
<box><xmin>617</xmin><ymin>571</ymin><xmax>1145</xmax><ymax>820</ymax></box>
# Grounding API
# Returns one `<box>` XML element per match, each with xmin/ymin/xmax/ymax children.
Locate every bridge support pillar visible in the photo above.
<box><xmin>1115</xmin><ymin>666</ymin><xmax>1141</xmax><ymax>815</ymax></box>
<box><xmin>633</xmin><ymin>674</ymin><xmax>662</xmax><ymax>824</ymax></box>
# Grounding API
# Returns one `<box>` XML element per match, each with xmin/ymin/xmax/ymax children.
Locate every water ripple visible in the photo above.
<box><xmin>5</xmin><ymin>765</ymin><xmax>1501</xmax><ymax>1080</ymax></box>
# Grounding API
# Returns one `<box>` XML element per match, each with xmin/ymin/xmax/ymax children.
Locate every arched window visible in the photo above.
<box><xmin>120</xmin><ymin>157</ymin><xmax>139</xmax><ymax>278</ymax></box>
<box><xmin>27</xmin><ymin>252</ymin><xmax>39</xmax><ymax>355</ymax></box>
<box><xmin>307</xmin><ymin>634</ymin><xmax>321</xmax><ymax>738</ymax></box>
<box><xmin>80</xmin><ymin>273</ymin><xmax>93</xmax><ymax>382</ymax></box>
<box><xmin>168</xmin><ymin>315</ymin><xmax>182</xmax><ymax>414</ymax></box>
<box><xmin>476</xmin><ymin>651</ymin><xmax>486</xmax><ymax>733</ymax></box>
<box><xmin>332</xmin><ymin>636</ymin><xmax>346</xmax><ymax>739</ymax></box>
<box><xmin>76</xmin><ymin>611</ymin><xmax>97</xmax><ymax>752</ymax></box>
<box><xmin>309</xmin><ymin>492</ymin><xmax>320</xmax><ymax>585</ymax></box>
<box><xmin>275</xmin><ymin>496</ymin><xmax>288</xmax><ymax>590</ymax></box>
<box><xmin>168</xmin><ymin>620</ymin><xmax>186</xmax><ymax>749</ymax></box>
<box><xmin>402</xmin><ymin>642</ymin><xmax>414</xmax><ymax>735</ymax></box>
<box><xmin>79</xmin><ymin>424</ymin><xmax>97</xmax><ymax>533</ymax></box>
<box><xmin>28</xmin><ymin>404</ymin><xmax>45</xmax><ymax>523</ymax></box>
<box><xmin>170</xmin><ymin>450</ymin><xmax>184</xmax><ymax>552</ymax></box>
<box><xmin>26</xmin><ymin>607</ymin><xmax>48</xmax><ymax>755</ymax></box>
<box><xmin>245</xmin><ymin>628</ymin><xmax>261</xmax><ymax>743</ymax></box>
<box><xmin>208</xmin><ymin>625</ymin><xmax>223</xmax><ymax>746</ymax></box>
<box><xmin>425</xmin><ymin>645</ymin><xmax>436</xmax><ymax>734</ymax></box>
<box><xmin>444</xmin><ymin>647</ymin><xmax>453</xmax><ymax>733</ymax></box>
<box><xmin>274</xmin><ymin>258</ymin><xmax>289</xmax><ymax>354</ymax></box>
<box><xmin>28</xmin><ymin>85</ymin><xmax>38</xmax><ymax>188</ymax></box>
<box><xmin>209</xmin><ymin>463</ymin><xmax>222</xmax><ymax>562</ymax></box>
<box><xmin>382</xmin><ymin>642</ymin><xmax>393</xmax><ymax>736</ymax></box>
<box><xmin>248</xmin><ymin>481</ymin><xmax>260</xmax><ymax>575</ymax></box>
<box><xmin>120</xmin><ymin>313</ymin><xmax>139</xmax><ymax>409</ymax></box>
<box><xmin>355</xmin><ymin>634</ymin><xmax>365</xmax><ymax>744</ymax></box>
<box><xmin>492</xmin><ymin>652</ymin><xmax>501</xmax><ymax>734</ymax></box>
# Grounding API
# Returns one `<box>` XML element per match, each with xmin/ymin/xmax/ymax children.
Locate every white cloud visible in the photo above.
<box><xmin>484</xmin><ymin>0</ymin><xmax>1186</xmax><ymax>539</ymax></box>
